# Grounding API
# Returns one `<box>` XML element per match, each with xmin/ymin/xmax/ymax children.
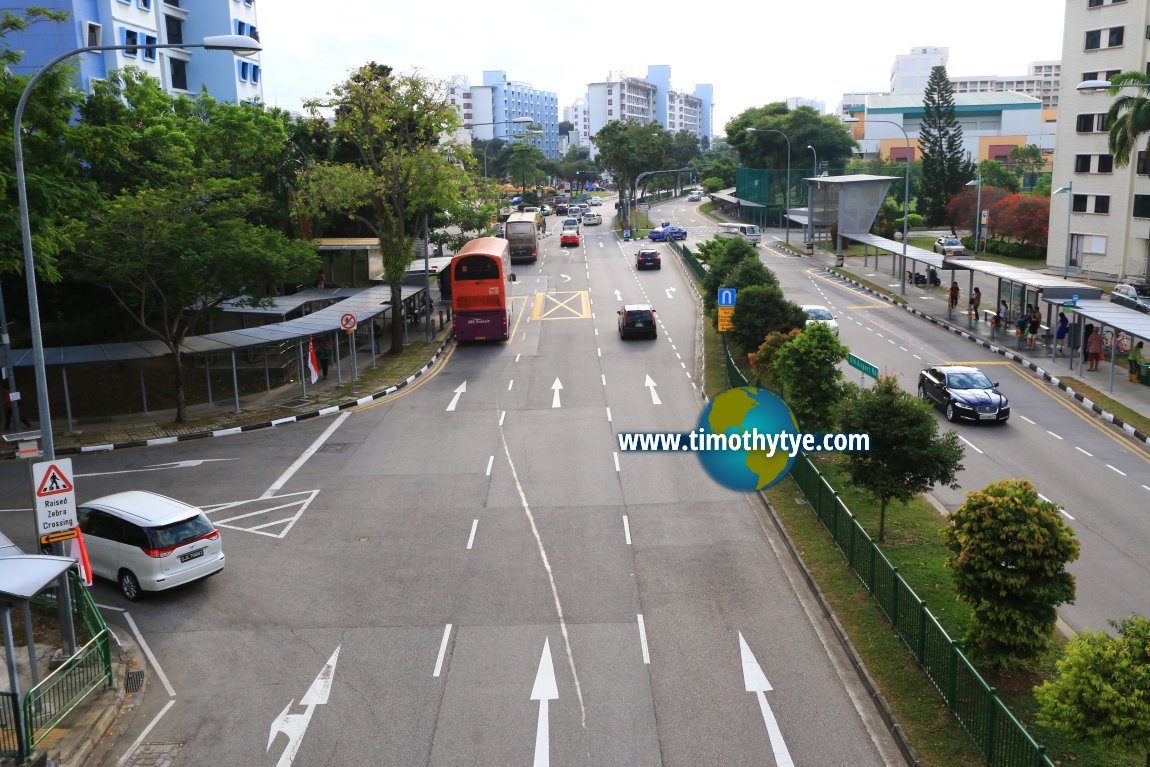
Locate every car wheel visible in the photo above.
<box><xmin>119</xmin><ymin>570</ymin><xmax>143</xmax><ymax>601</ymax></box>
<box><xmin>945</xmin><ymin>402</ymin><xmax>957</xmax><ymax>422</ymax></box>
<box><xmin>917</xmin><ymin>384</ymin><xmax>927</xmax><ymax>400</ymax></box>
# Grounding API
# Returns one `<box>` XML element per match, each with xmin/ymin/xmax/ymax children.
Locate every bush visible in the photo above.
<box><xmin>893</xmin><ymin>213</ymin><xmax>925</xmax><ymax>232</ymax></box>
<box><xmin>701</xmin><ymin>176</ymin><xmax>724</xmax><ymax>193</ymax></box>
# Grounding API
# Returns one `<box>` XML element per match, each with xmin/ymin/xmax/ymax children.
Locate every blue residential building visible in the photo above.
<box><xmin>7</xmin><ymin>0</ymin><xmax>262</xmax><ymax>103</ymax></box>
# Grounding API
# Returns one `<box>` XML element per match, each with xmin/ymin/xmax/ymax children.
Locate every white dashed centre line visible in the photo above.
<box><xmin>499</xmin><ymin>410</ymin><xmax>506</xmax><ymax>426</ymax></box>
<box><xmin>508</xmin><ymin>379</ymin><xmax>514</xmax><ymax>391</ymax></box>
<box><xmin>613</xmin><ymin>451</ymin><xmax>620</xmax><ymax>472</ymax></box>
<box><xmin>606</xmin><ymin>407</ymin><xmax>612</xmax><ymax>422</ymax></box>
<box><xmin>1107</xmin><ymin>464</ymin><xmax>1127</xmax><ymax>476</ymax></box>
<box><xmin>466</xmin><ymin>520</ymin><xmax>478</xmax><ymax>550</ymax></box>
<box><xmin>1047</xmin><ymin>430</ymin><xmax>1063</xmax><ymax>440</ymax></box>
<box><xmin>485</xmin><ymin>456</ymin><xmax>494</xmax><ymax>476</ymax></box>
<box><xmin>1075</xmin><ymin>446</ymin><xmax>1093</xmax><ymax>457</ymax></box>
<box><xmin>601</xmin><ymin>374</ymin><xmax>606</xmax><ymax>386</ymax></box>
<box><xmin>1020</xmin><ymin>415</ymin><xmax>1036</xmax><ymax>424</ymax></box>
<box><xmin>959</xmin><ymin>436</ymin><xmax>984</xmax><ymax>454</ymax></box>
<box><xmin>636</xmin><ymin>614</ymin><xmax>651</xmax><ymax>665</ymax></box>
<box><xmin>623</xmin><ymin>515</ymin><xmax>632</xmax><ymax>545</ymax></box>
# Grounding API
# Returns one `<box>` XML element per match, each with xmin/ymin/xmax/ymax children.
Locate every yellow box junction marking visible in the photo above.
<box><xmin>532</xmin><ymin>291</ymin><xmax>591</xmax><ymax>320</ymax></box>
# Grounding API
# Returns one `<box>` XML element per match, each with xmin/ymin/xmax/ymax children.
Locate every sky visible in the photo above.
<box><xmin>257</xmin><ymin>0</ymin><xmax>1065</xmax><ymax>137</ymax></box>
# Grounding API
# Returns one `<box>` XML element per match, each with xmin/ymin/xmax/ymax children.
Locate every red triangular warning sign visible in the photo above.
<box><xmin>36</xmin><ymin>464</ymin><xmax>74</xmax><ymax>496</ymax></box>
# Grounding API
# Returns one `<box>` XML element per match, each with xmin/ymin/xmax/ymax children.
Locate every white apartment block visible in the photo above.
<box><xmin>1048</xmin><ymin>0</ymin><xmax>1150</xmax><ymax>280</ymax></box>
<box><xmin>786</xmin><ymin>96</ymin><xmax>826</xmax><ymax>114</ymax></box>
<box><xmin>580</xmin><ymin>67</ymin><xmax>713</xmax><ymax>157</ymax></box>
<box><xmin>890</xmin><ymin>46</ymin><xmax>949</xmax><ymax>94</ymax></box>
<box><xmin>584</xmin><ymin>75</ymin><xmax>657</xmax><ymax>157</ymax></box>
<box><xmin>952</xmin><ymin>61</ymin><xmax>1062</xmax><ymax>108</ymax></box>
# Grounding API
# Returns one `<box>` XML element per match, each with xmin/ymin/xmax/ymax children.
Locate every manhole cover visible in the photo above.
<box><xmin>121</xmin><ymin>741</ymin><xmax>185</xmax><ymax>766</ymax></box>
<box><xmin>125</xmin><ymin>669</ymin><xmax>145</xmax><ymax>693</ymax></box>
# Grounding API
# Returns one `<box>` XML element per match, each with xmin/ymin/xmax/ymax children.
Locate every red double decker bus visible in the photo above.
<box><xmin>450</xmin><ymin>236</ymin><xmax>513</xmax><ymax>342</ymax></box>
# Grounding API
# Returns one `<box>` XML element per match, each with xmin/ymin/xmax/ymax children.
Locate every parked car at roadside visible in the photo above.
<box><xmin>933</xmin><ymin>236</ymin><xmax>966</xmax><ymax>257</ymax></box>
<box><xmin>1110</xmin><ymin>283</ymin><xmax>1150</xmax><ymax>313</ymax></box>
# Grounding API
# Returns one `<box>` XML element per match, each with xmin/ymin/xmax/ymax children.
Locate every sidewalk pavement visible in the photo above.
<box><xmin>773</xmin><ymin>235</ymin><xmax>1150</xmax><ymax>444</ymax></box>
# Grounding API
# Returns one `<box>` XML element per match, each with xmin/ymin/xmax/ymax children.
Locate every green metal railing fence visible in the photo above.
<box><xmin>789</xmin><ymin>456</ymin><xmax>1054</xmax><ymax>767</ymax></box>
<box><xmin>721</xmin><ymin>335</ymin><xmax>749</xmax><ymax>387</ymax></box>
<box><xmin>669</xmin><ymin>241</ymin><xmax>707</xmax><ymax>281</ymax></box>
<box><xmin>0</xmin><ymin>691</ymin><xmax>21</xmax><ymax>756</ymax></box>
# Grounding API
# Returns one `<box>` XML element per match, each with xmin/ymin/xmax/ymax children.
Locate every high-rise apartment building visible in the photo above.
<box><xmin>1048</xmin><ymin>0</ymin><xmax>1149</xmax><ymax>280</ymax></box>
<box><xmin>952</xmin><ymin>61</ymin><xmax>1062</xmax><ymax>108</ymax></box>
<box><xmin>447</xmin><ymin>71</ymin><xmax>559</xmax><ymax>159</ymax></box>
<box><xmin>8</xmin><ymin>0</ymin><xmax>262</xmax><ymax>103</ymax></box>
<box><xmin>890</xmin><ymin>46</ymin><xmax>949</xmax><ymax>94</ymax></box>
<box><xmin>580</xmin><ymin>66</ymin><xmax>713</xmax><ymax>157</ymax></box>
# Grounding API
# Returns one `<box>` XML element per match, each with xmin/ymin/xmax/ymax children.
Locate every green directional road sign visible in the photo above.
<box><xmin>848</xmin><ymin>354</ymin><xmax>879</xmax><ymax>380</ymax></box>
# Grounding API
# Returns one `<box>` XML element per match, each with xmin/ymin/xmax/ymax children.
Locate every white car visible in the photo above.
<box><xmin>588</xmin><ymin>197</ymin><xmax>603</xmax><ymax>206</ymax></box>
<box><xmin>687</xmin><ymin>191</ymin><xmax>704</xmax><ymax>202</ymax></box>
<box><xmin>582</xmin><ymin>212</ymin><xmax>602</xmax><ymax>225</ymax></box>
<box><xmin>801</xmin><ymin>305</ymin><xmax>839</xmax><ymax>336</ymax></box>
<box><xmin>78</xmin><ymin>491</ymin><xmax>225</xmax><ymax>600</ymax></box>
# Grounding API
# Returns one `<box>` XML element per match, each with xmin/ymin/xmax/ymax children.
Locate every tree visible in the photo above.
<box><xmin>1035</xmin><ymin>615</ymin><xmax>1150</xmax><ymax>767</ymax></box>
<box><xmin>557</xmin><ymin>119</ymin><xmax>574</xmax><ymax>135</ymax></box>
<box><xmin>946</xmin><ymin>185</ymin><xmax>1011</xmax><ymax>237</ymax></box>
<box><xmin>1009</xmin><ymin>144</ymin><xmax>1046</xmax><ymax>186</ymax></box>
<box><xmin>299</xmin><ymin>65</ymin><xmax>467</xmax><ymax>356</ymax></box>
<box><xmin>836</xmin><ymin>376</ymin><xmax>964</xmax><ymax>542</ymax></box>
<box><xmin>727</xmin><ymin>284</ymin><xmax>807</xmax><ymax>357</ymax></box>
<box><xmin>772</xmin><ymin>323</ymin><xmax>848</xmax><ymax>432</ymax></box>
<box><xmin>702</xmin><ymin>238</ymin><xmax>757</xmax><ymax>310</ymax></box>
<box><xmin>1104</xmin><ymin>70</ymin><xmax>1150</xmax><ymax>171</ymax></box>
<box><xmin>975</xmin><ymin>159</ymin><xmax>1019</xmax><ymax>193</ymax></box>
<box><xmin>945</xmin><ymin>479</ymin><xmax>1080</xmax><ymax>666</ymax></box>
<box><xmin>503</xmin><ymin>143</ymin><xmax>546</xmax><ymax>193</ymax></box>
<box><xmin>918</xmin><ymin>66</ymin><xmax>971</xmax><ymax>227</ymax></box>
<box><xmin>748</xmin><ymin>329</ymin><xmax>801</xmax><ymax>390</ymax></box>
<box><xmin>728</xmin><ymin>104</ymin><xmax>858</xmax><ymax>172</ymax></box>
<box><xmin>994</xmin><ymin>194</ymin><xmax>1050</xmax><ymax>249</ymax></box>
<box><xmin>592</xmin><ymin>120</ymin><xmax>669</xmax><ymax>225</ymax></box>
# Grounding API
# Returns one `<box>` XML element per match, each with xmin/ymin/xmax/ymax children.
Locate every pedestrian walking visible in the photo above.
<box><xmin>969</xmin><ymin>287</ymin><xmax>981</xmax><ymax>321</ymax></box>
<box><xmin>1016</xmin><ymin>305</ymin><xmax>1030</xmax><ymax>340</ymax></box>
<box><xmin>314</xmin><ymin>269</ymin><xmax>326</xmax><ymax>289</ymax></box>
<box><xmin>317</xmin><ymin>339</ymin><xmax>331</xmax><ymax>379</ymax></box>
<box><xmin>948</xmin><ymin>282</ymin><xmax>960</xmax><ymax>311</ymax></box>
<box><xmin>1129</xmin><ymin>340</ymin><xmax>1145</xmax><ymax>382</ymax></box>
<box><xmin>1055</xmin><ymin>312</ymin><xmax>1069</xmax><ymax>356</ymax></box>
<box><xmin>1085</xmin><ymin>324</ymin><xmax>1102</xmax><ymax>371</ymax></box>
<box><xmin>1027</xmin><ymin>306</ymin><xmax>1041</xmax><ymax>350</ymax></box>
<box><xmin>996</xmin><ymin>300</ymin><xmax>1008</xmax><ymax>330</ymax></box>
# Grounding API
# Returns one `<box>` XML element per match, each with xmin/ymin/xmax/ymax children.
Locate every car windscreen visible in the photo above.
<box><xmin>806</xmin><ymin>308</ymin><xmax>833</xmax><ymax>320</ymax></box>
<box><xmin>626</xmin><ymin>310</ymin><xmax>652</xmax><ymax>323</ymax></box>
<box><xmin>943</xmin><ymin>239</ymin><xmax>962</xmax><ymax>247</ymax></box>
<box><xmin>146</xmin><ymin>514</ymin><xmax>214</xmax><ymax>549</ymax></box>
<box><xmin>946</xmin><ymin>372</ymin><xmax>993</xmax><ymax>389</ymax></box>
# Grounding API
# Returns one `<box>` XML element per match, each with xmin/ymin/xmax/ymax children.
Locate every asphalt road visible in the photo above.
<box><xmin>752</xmin><ymin>222</ymin><xmax>1150</xmax><ymax>634</ymax></box>
<box><xmin>0</xmin><ymin>200</ymin><xmax>902</xmax><ymax>766</ymax></box>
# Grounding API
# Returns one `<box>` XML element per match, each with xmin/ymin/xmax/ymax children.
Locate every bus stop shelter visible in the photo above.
<box><xmin>1043</xmin><ymin>298</ymin><xmax>1150</xmax><ymax>392</ymax></box>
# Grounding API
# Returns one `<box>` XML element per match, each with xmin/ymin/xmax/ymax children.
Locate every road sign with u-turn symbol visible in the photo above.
<box><xmin>717</xmin><ymin>288</ymin><xmax>736</xmax><ymax>307</ymax></box>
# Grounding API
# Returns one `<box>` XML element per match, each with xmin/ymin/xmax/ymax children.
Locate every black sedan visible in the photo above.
<box><xmin>636</xmin><ymin>249</ymin><xmax>661</xmax><ymax>270</ymax></box>
<box><xmin>917</xmin><ymin>365</ymin><xmax>1010</xmax><ymax>423</ymax></box>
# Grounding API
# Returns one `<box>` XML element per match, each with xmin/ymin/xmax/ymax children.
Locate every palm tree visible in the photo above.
<box><xmin>1105</xmin><ymin>71</ymin><xmax>1150</xmax><ymax>168</ymax></box>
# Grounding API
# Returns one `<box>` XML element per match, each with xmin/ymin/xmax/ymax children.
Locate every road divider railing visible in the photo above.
<box><xmin>789</xmin><ymin>456</ymin><xmax>1055</xmax><ymax>767</ymax></box>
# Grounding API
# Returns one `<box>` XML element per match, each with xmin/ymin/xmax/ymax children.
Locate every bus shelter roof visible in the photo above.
<box><xmin>841</xmin><ymin>232</ymin><xmax>947</xmax><ymax>268</ymax></box>
<box><xmin>1043</xmin><ymin>298</ymin><xmax>1150</xmax><ymax>341</ymax></box>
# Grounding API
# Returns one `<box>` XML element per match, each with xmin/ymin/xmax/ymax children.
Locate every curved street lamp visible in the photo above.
<box><xmin>844</xmin><ymin>117</ymin><xmax>911</xmax><ymax>294</ymax></box>
<box><xmin>746</xmin><ymin>127</ymin><xmax>792</xmax><ymax>245</ymax></box>
<box><xmin>470</xmin><ymin>116</ymin><xmax>534</xmax><ymax>177</ymax></box>
<box><xmin>13</xmin><ymin>35</ymin><xmax>261</xmax><ymax>460</ymax></box>
<box><xmin>805</xmin><ymin>145</ymin><xmax>818</xmax><ymax>246</ymax></box>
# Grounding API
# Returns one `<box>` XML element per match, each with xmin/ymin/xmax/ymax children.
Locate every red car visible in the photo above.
<box><xmin>561</xmin><ymin>228</ymin><xmax>580</xmax><ymax>247</ymax></box>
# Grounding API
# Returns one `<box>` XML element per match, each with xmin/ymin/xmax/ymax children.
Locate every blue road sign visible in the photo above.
<box><xmin>717</xmin><ymin>288</ymin><xmax>736</xmax><ymax>307</ymax></box>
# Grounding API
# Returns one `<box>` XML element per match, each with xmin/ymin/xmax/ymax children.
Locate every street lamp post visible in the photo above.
<box><xmin>746</xmin><ymin>127</ymin><xmax>792</xmax><ymax>245</ymax></box>
<box><xmin>1053</xmin><ymin>181</ymin><xmax>1074</xmax><ymax>277</ymax></box>
<box><xmin>13</xmin><ymin>35</ymin><xmax>260</xmax><ymax>460</ymax></box>
<box><xmin>965</xmin><ymin>164</ymin><xmax>982</xmax><ymax>254</ymax></box>
<box><xmin>845</xmin><ymin>117</ymin><xmax>911</xmax><ymax>294</ymax></box>
<box><xmin>805</xmin><ymin>145</ymin><xmax>817</xmax><ymax>246</ymax></box>
<box><xmin>473</xmin><ymin>116</ymin><xmax>534</xmax><ymax>177</ymax></box>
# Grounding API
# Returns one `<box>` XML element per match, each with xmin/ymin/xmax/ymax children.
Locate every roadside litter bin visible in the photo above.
<box><xmin>835</xmin><ymin>252</ymin><xmax>844</xmax><ymax>267</ymax></box>
<box><xmin>1139</xmin><ymin>362</ymin><xmax>1150</xmax><ymax>386</ymax></box>
<box><xmin>805</xmin><ymin>241</ymin><xmax>814</xmax><ymax>255</ymax></box>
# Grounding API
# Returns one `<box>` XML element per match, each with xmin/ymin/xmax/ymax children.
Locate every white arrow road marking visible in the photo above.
<box><xmin>551</xmin><ymin>378</ymin><xmax>563</xmax><ymax>408</ymax></box>
<box><xmin>267</xmin><ymin>645</ymin><xmax>341</xmax><ymax>767</ymax></box>
<box><xmin>531</xmin><ymin>637</ymin><xmax>559</xmax><ymax>767</ymax></box>
<box><xmin>445</xmin><ymin>381</ymin><xmax>467</xmax><ymax>412</ymax></box>
<box><xmin>77</xmin><ymin>458</ymin><xmax>238</xmax><ymax>478</ymax></box>
<box><xmin>644</xmin><ymin>375</ymin><xmax>661</xmax><ymax>405</ymax></box>
<box><xmin>614</xmin><ymin>289</ymin><xmax>622</xmax><ymax>301</ymax></box>
<box><xmin>665</xmin><ymin>287</ymin><xmax>677</xmax><ymax>299</ymax></box>
<box><xmin>738</xmin><ymin>632</ymin><xmax>793</xmax><ymax>767</ymax></box>
<box><xmin>560</xmin><ymin>273</ymin><xmax>571</xmax><ymax>283</ymax></box>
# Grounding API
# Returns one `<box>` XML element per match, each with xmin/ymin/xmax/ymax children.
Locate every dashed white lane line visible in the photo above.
<box><xmin>606</xmin><ymin>407</ymin><xmax>612</xmax><ymax>422</ymax></box>
<box><xmin>623</xmin><ymin>514</ymin><xmax>632</xmax><ymax>545</ymax></box>
<box><xmin>959</xmin><ymin>436</ymin><xmax>984</xmax><ymax>454</ymax></box>
<box><xmin>1020</xmin><ymin>415</ymin><xmax>1036</xmax><ymax>425</ymax></box>
<box><xmin>485</xmin><ymin>456</ymin><xmax>494</xmax><ymax>476</ymax></box>
<box><xmin>1075</xmin><ymin>446</ymin><xmax>1093</xmax><ymax>457</ymax></box>
<box><xmin>597</xmin><ymin>347</ymin><xmax>602</xmax><ymax>357</ymax></box>
<box><xmin>1040</xmin><ymin>493</ymin><xmax>1076</xmax><ymax>521</ymax></box>
<box><xmin>899</xmin><ymin>346</ymin><xmax>908</xmax><ymax>352</ymax></box>
<box><xmin>499</xmin><ymin>410</ymin><xmax>506</xmax><ymax>426</ymax></box>
<box><xmin>595</xmin><ymin>328</ymin><xmax>599</xmax><ymax>336</ymax></box>
<box><xmin>613</xmin><ymin>451</ymin><xmax>621</xmax><ymax>472</ymax></box>
<box><xmin>636</xmin><ymin>614</ymin><xmax>651</xmax><ymax>665</ymax></box>
<box><xmin>508</xmin><ymin>379</ymin><xmax>514</xmax><ymax>391</ymax></box>
<box><xmin>913</xmin><ymin>354</ymin><xmax>922</xmax><ymax>360</ymax></box>
<box><xmin>1143</xmin><ymin>485</ymin><xmax>1150</xmax><ymax>492</ymax></box>
<box><xmin>515</xmin><ymin>354</ymin><xmax>521</xmax><ymax>363</ymax></box>
<box><xmin>466</xmin><ymin>520</ymin><xmax>478</xmax><ymax>550</ymax></box>
<box><xmin>433</xmin><ymin>623</ymin><xmax>452</xmax><ymax>677</ymax></box>
<box><xmin>601</xmin><ymin>374</ymin><xmax>606</xmax><ymax>386</ymax></box>
<box><xmin>1107</xmin><ymin>464</ymin><xmax>1127</xmax><ymax>476</ymax></box>
<box><xmin>1047</xmin><ymin>430</ymin><xmax>1063</xmax><ymax>440</ymax></box>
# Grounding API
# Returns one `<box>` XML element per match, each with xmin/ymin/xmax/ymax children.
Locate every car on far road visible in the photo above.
<box><xmin>801</xmin><ymin>305</ymin><xmax>839</xmax><ymax>336</ymax></box>
<box><xmin>540</xmin><ymin>204</ymin><xmax>552</xmax><ymax>216</ymax></box>
<box><xmin>917</xmin><ymin>364</ymin><xmax>1010</xmax><ymax>423</ymax></box>
<box><xmin>1110</xmin><ymin>283</ymin><xmax>1150</xmax><ymax>313</ymax></box>
<box><xmin>555</xmin><ymin>203</ymin><xmax>569</xmax><ymax>216</ymax></box>
<box><xmin>588</xmin><ymin>197</ymin><xmax>602</xmax><ymax>206</ymax></box>
<box><xmin>687</xmin><ymin>190</ymin><xmax>704</xmax><ymax>202</ymax></box>
<box><xmin>582</xmin><ymin>212</ymin><xmax>602</xmax><ymax>225</ymax></box>
<box><xmin>636</xmin><ymin>249</ymin><xmax>661</xmax><ymax>270</ymax></box>
<box><xmin>933</xmin><ymin>236</ymin><xmax>966</xmax><ymax>257</ymax></box>
<box><xmin>618</xmin><ymin>304</ymin><xmax>657</xmax><ymax>339</ymax></box>
<box><xmin>77</xmin><ymin>490</ymin><xmax>225</xmax><ymax>600</ymax></box>
<box><xmin>648</xmin><ymin>225</ymin><xmax>688</xmax><ymax>241</ymax></box>
<box><xmin>561</xmin><ymin>228</ymin><xmax>580</xmax><ymax>247</ymax></box>
<box><xmin>561</xmin><ymin>217</ymin><xmax>581</xmax><ymax>231</ymax></box>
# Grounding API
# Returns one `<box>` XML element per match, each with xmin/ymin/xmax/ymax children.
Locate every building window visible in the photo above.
<box><xmin>1138</xmin><ymin>151</ymin><xmax>1148</xmax><ymax>174</ymax></box>
<box><xmin>1094</xmin><ymin>195</ymin><xmax>1110</xmax><ymax>214</ymax></box>
<box><xmin>121</xmin><ymin>28</ymin><xmax>138</xmax><ymax>57</ymax></box>
<box><xmin>1075</xmin><ymin>113</ymin><xmax>1107</xmax><ymax>132</ymax></box>
<box><xmin>170</xmin><ymin>58</ymin><xmax>187</xmax><ymax>90</ymax></box>
<box><xmin>1098</xmin><ymin>154</ymin><xmax>1114</xmax><ymax>173</ymax></box>
<box><xmin>165</xmin><ymin>15</ymin><xmax>182</xmax><ymax>44</ymax></box>
<box><xmin>250</xmin><ymin>65</ymin><xmax>260</xmax><ymax>84</ymax></box>
<box><xmin>1085</xmin><ymin>29</ymin><xmax>1102</xmax><ymax>49</ymax></box>
<box><xmin>142</xmin><ymin>34</ymin><xmax>157</xmax><ymax>61</ymax></box>
<box><xmin>86</xmin><ymin>22</ymin><xmax>102</xmax><ymax>47</ymax></box>
<box><xmin>1088</xmin><ymin>0</ymin><xmax>1103</xmax><ymax>7</ymax></box>
<box><xmin>138</xmin><ymin>0</ymin><xmax>152</xmax><ymax>8</ymax></box>
<box><xmin>1109</xmin><ymin>27</ymin><xmax>1124</xmax><ymax>46</ymax></box>
<box><xmin>1134</xmin><ymin>194</ymin><xmax>1150</xmax><ymax>217</ymax></box>
<box><xmin>1072</xmin><ymin>194</ymin><xmax>1088</xmax><ymax>212</ymax></box>
<box><xmin>1075</xmin><ymin>154</ymin><xmax>1092</xmax><ymax>173</ymax></box>
<box><xmin>237</xmin><ymin>60</ymin><xmax>250</xmax><ymax>82</ymax></box>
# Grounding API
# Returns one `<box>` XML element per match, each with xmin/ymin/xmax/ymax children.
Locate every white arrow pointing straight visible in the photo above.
<box><xmin>665</xmin><ymin>287</ymin><xmax>677</xmax><ymax>299</ymax></box>
<box><xmin>614</xmin><ymin>289</ymin><xmax>622</xmax><ymax>302</ymax></box>
<box><xmin>531</xmin><ymin>637</ymin><xmax>559</xmax><ymax>767</ymax></box>
<box><xmin>445</xmin><ymin>381</ymin><xmax>467</xmax><ymax>412</ymax></box>
<box><xmin>560</xmin><ymin>273</ymin><xmax>572</xmax><ymax>283</ymax></box>
<box><xmin>738</xmin><ymin>632</ymin><xmax>793</xmax><ymax>767</ymax></box>
<box><xmin>644</xmin><ymin>375</ymin><xmax>661</xmax><ymax>405</ymax></box>
<box><xmin>551</xmin><ymin>378</ymin><xmax>563</xmax><ymax>408</ymax></box>
<box><xmin>267</xmin><ymin>645</ymin><xmax>341</xmax><ymax>767</ymax></box>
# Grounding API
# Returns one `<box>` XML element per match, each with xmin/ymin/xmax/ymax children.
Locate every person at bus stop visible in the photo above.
<box><xmin>1055</xmin><ymin>312</ymin><xmax>1069</xmax><ymax>356</ymax></box>
<box><xmin>1026</xmin><ymin>306</ymin><xmax>1041</xmax><ymax>350</ymax></box>
<box><xmin>1016</xmin><ymin>305</ymin><xmax>1030</xmax><ymax>339</ymax></box>
<box><xmin>996</xmin><ymin>300</ymin><xmax>1008</xmax><ymax>330</ymax></box>
<box><xmin>969</xmin><ymin>287</ymin><xmax>981</xmax><ymax>321</ymax></box>
<box><xmin>1085</xmin><ymin>324</ymin><xmax>1102</xmax><ymax>371</ymax></box>
<box><xmin>948</xmin><ymin>282</ymin><xmax>960</xmax><ymax>310</ymax></box>
<box><xmin>1129</xmin><ymin>341</ymin><xmax>1145</xmax><ymax>382</ymax></box>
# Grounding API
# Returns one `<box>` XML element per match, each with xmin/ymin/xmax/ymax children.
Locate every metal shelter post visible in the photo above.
<box><xmin>230</xmin><ymin>351</ymin><xmax>240</xmax><ymax>412</ymax></box>
<box><xmin>61</xmin><ymin>367</ymin><xmax>73</xmax><ymax>433</ymax></box>
<box><xmin>3</xmin><ymin>606</ymin><xmax>28</xmax><ymax>758</ymax></box>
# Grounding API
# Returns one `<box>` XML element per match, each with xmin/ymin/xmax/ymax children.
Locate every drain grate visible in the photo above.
<box><xmin>125</xmin><ymin>669</ymin><xmax>145</xmax><ymax>693</ymax></box>
<box><xmin>318</xmin><ymin>442</ymin><xmax>351</xmax><ymax>453</ymax></box>
<box><xmin>121</xmin><ymin>741</ymin><xmax>185</xmax><ymax>766</ymax></box>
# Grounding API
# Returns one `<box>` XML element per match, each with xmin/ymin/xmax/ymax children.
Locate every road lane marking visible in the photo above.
<box><xmin>601</xmin><ymin>374</ymin><xmax>606</xmax><ymax>386</ymax></box>
<box><xmin>1020</xmin><ymin>415</ymin><xmax>1036</xmax><ymax>424</ymax></box>
<box><xmin>636</xmin><ymin>614</ymin><xmax>650</xmax><ymax>664</ymax></box>
<box><xmin>116</xmin><ymin>699</ymin><xmax>177</xmax><ymax>767</ymax></box>
<box><xmin>499</xmin><ymin>410</ymin><xmax>506</xmax><ymax>426</ymax></box>
<box><xmin>516</xmin><ymin>354</ymin><xmax>521</xmax><ymax>363</ymax></box>
<box><xmin>508</xmin><ymin>379</ymin><xmax>514</xmax><ymax>391</ymax></box>
<box><xmin>1075</xmin><ymin>446</ymin><xmax>1092</xmax><ymax>457</ymax></box>
<box><xmin>597</xmin><ymin>347</ymin><xmax>602</xmax><ymax>357</ymax></box>
<box><xmin>433</xmin><ymin>624</ymin><xmax>452</xmax><ymax>677</ymax></box>
<box><xmin>1047</xmin><ymin>430</ymin><xmax>1063</xmax><ymax>440</ymax></box>
<box><xmin>606</xmin><ymin>407</ymin><xmax>612</xmax><ymax>422</ymax></box>
<box><xmin>262</xmin><ymin>412</ymin><xmax>351</xmax><ymax>499</ymax></box>
<box><xmin>959</xmin><ymin>436</ymin><xmax>984</xmax><ymax>454</ymax></box>
<box><xmin>467</xmin><ymin>520</ymin><xmax>478</xmax><ymax>549</ymax></box>
<box><xmin>613</xmin><ymin>452</ymin><xmax>620</xmax><ymax>472</ymax></box>
<box><xmin>623</xmin><ymin>515</ymin><xmax>631</xmax><ymax>544</ymax></box>
<box><xmin>1107</xmin><ymin>464</ymin><xmax>1127</xmax><ymax>476</ymax></box>
<box><xmin>485</xmin><ymin>456</ymin><xmax>494</xmax><ymax>476</ymax></box>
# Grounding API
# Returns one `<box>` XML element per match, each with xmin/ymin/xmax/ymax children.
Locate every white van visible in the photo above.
<box><xmin>717</xmin><ymin>222</ymin><xmax>762</xmax><ymax>245</ymax></box>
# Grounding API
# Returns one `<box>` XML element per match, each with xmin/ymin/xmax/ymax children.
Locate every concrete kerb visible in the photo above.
<box><xmin>824</xmin><ymin>268</ymin><xmax>1150</xmax><ymax>447</ymax></box>
<box><xmin>2</xmin><ymin>336</ymin><xmax>454</xmax><ymax>460</ymax></box>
